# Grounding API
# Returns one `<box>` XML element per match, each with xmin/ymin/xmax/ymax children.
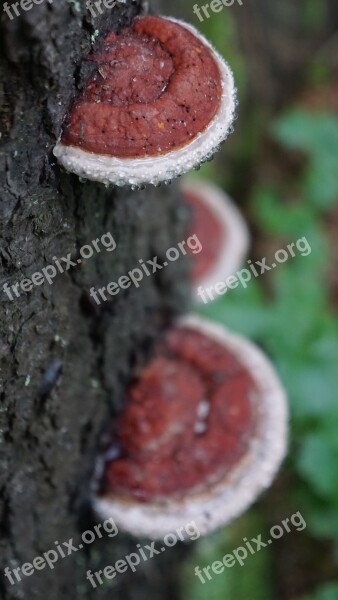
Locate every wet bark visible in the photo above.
<box><xmin>0</xmin><ymin>1</ymin><xmax>190</xmax><ymax>599</ymax></box>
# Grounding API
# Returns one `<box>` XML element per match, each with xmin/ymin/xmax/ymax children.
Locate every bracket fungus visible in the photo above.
<box><xmin>183</xmin><ymin>180</ymin><xmax>250</xmax><ymax>300</ymax></box>
<box><xmin>53</xmin><ymin>16</ymin><xmax>236</xmax><ymax>187</ymax></box>
<box><xmin>94</xmin><ymin>315</ymin><xmax>288</xmax><ymax>538</ymax></box>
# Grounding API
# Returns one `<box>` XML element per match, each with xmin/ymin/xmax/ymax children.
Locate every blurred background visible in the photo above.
<box><xmin>162</xmin><ymin>0</ymin><xmax>338</xmax><ymax>598</ymax></box>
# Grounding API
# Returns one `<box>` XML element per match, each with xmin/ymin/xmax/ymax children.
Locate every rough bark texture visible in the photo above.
<box><xmin>0</xmin><ymin>1</ymin><xmax>190</xmax><ymax>599</ymax></box>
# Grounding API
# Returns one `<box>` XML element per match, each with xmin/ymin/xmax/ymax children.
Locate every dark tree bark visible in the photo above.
<box><xmin>0</xmin><ymin>1</ymin><xmax>190</xmax><ymax>599</ymax></box>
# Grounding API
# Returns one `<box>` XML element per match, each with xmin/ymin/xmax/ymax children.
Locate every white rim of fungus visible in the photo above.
<box><xmin>94</xmin><ymin>315</ymin><xmax>288</xmax><ymax>539</ymax></box>
<box><xmin>53</xmin><ymin>17</ymin><xmax>236</xmax><ymax>187</ymax></box>
<box><xmin>182</xmin><ymin>179</ymin><xmax>250</xmax><ymax>301</ymax></box>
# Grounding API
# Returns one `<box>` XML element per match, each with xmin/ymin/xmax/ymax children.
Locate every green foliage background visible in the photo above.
<box><xmin>179</xmin><ymin>4</ymin><xmax>338</xmax><ymax>599</ymax></box>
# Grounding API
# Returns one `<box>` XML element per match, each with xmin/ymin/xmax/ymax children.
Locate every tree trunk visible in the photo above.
<box><xmin>0</xmin><ymin>1</ymin><xmax>190</xmax><ymax>599</ymax></box>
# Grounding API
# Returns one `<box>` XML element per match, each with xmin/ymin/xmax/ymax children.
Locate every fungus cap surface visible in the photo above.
<box><xmin>94</xmin><ymin>315</ymin><xmax>288</xmax><ymax>538</ymax></box>
<box><xmin>183</xmin><ymin>180</ymin><xmax>250</xmax><ymax>297</ymax></box>
<box><xmin>53</xmin><ymin>16</ymin><xmax>236</xmax><ymax>186</ymax></box>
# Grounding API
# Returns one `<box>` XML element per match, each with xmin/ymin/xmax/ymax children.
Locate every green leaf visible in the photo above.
<box><xmin>199</xmin><ymin>283</ymin><xmax>272</xmax><ymax>339</ymax></box>
<box><xmin>272</xmin><ymin>111</ymin><xmax>338</xmax><ymax>157</ymax></box>
<box><xmin>301</xmin><ymin>582</ymin><xmax>338</xmax><ymax>600</ymax></box>
<box><xmin>304</xmin><ymin>161</ymin><xmax>338</xmax><ymax>209</ymax></box>
<box><xmin>296</xmin><ymin>434</ymin><xmax>338</xmax><ymax>500</ymax></box>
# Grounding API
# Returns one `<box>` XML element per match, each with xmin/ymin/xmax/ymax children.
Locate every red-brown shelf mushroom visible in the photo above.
<box><xmin>94</xmin><ymin>315</ymin><xmax>288</xmax><ymax>538</ymax></box>
<box><xmin>182</xmin><ymin>179</ymin><xmax>250</xmax><ymax>300</ymax></box>
<box><xmin>53</xmin><ymin>16</ymin><xmax>236</xmax><ymax>187</ymax></box>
